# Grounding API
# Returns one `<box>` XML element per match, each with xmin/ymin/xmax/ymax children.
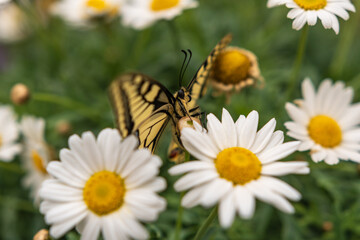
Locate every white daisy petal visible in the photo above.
<box><xmin>218</xmin><ymin>191</ymin><xmax>236</xmax><ymax>228</ymax></box>
<box><xmin>287</xmin><ymin>8</ymin><xmax>303</xmax><ymax>19</ymax></box>
<box><xmin>301</xmin><ymin>77</ymin><xmax>316</xmax><ymax>116</ymax></box>
<box><xmin>285</xmin><ymin>103</ymin><xmax>309</xmax><ymax>125</ymax></box>
<box><xmin>45</xmin><ymin>202</ymin><xmax>87</xmax><ymax>224</ymax></box>
<box><xmin>306</xmin><ymin>10</ymin><xmax>318</xmax><ymax>25</ymax></box>
<box><xmin>200</xmin><ymin>178</ymin><xmax>233</xmax><ymax>207</ymax></box>
<box><xmin>207</xmin><ymin>113</ymin><xmax>228</xmax><ymax>150</ymax></box>
<box><xmin>284</xmin><ymin>122</ymin><xmax>308</xmax><ymax>136</ymax></box>
<box><xmin>46</xmin><ymin>162</ymin><xmax>85</xmax><ymax>188</ymax></box>
<box><xmin>115</xmin><ymin>135</ymin><xmax>139</xmax><ymax>173</ymax></box>
<box><xmin>333</xmin><ymin>147</ymin><xmax>360</xmax><ymax>162</ymax></box>
<box><xmin>221</xmin><ymin>108</ymin><xmax>238</xmax><ymax>147</ymax></box>
<box><xmin>258</xmin><ymin>141</ymin><xmax>300</xmax><ymax>164</ymax></box>
<box><xmin>326</xmin><ymin>4</ymin><xmax>349</xmax><ymax>20</ymax></box>
<box><xmin>174</xmin><ymin>170</ymin><xmax>218</xmax><ymax>192</ymax></box>
<box><xmin>181</xmin><ymin>128</ymin><xmax>219</xmax><ymax>161</ymax></box>
<box><xmin>324</xmin><ymin>151</ymin><xmax>339</xmax><ymax>165</ymax></box>
<box><xmin>79</xmin><ymin>215</ymin><xmax>101</xmax><ymax>240</ymax></box>
<box><xmin>97</xmin><ymin>128</ymin><xmax>122</xmax><ymax>170</ymax></box>
<box><xmin>233</xmin><ymin>186</ymin><xmax>255</xmax><ymax>219</ymax></box>
<box><xmin>116</xmin><ymin>210</ymin><xmax>149</xmax><ymax>240</ymax></box>
<box><xmin>49</xmin><ymin>210</ymin><xmax>88</xmax><ymax>238</ymax></box>
<box><xmin>298</xmin><ymin>140</ymin><xmax>314</xmax><ymax>151</ymax></box>
<box><xmin>169</xmin><ymin>161</ymin><xmax>215</xmax><ymax>175</ymax></box>
<box><xmin>182</xmin><ymin>183</ymin><xmax>208</xmax><ymax>208</ymax></box>
<box><xmin>246</xmin><ymin>181</ymin><xmax>294</xmax><ymax>213</ymax></box>
<box><xmin>262</xmin><ymin>161</ymin><xmax>309</xmax><ymax>176</ymax></box>
<box><xmin>262</xmin><ymin>130</ymin><xmax>284</xmax><ymax>152</ymax></box>
<box><xmin>318</xmin><ymin>10</ymin><xmax>333</xmax><ymax>30</ymax></box>
<box><xmin>102</xmin><ymin>216</ymin><xmax>125</xmax><ymax>240</ymax></box>
<box><xmin>239</xmin><ymin>111</ymin><xmax>259</xmax><ymax>149</ymax></box>
<box><xmin>250</xmin><ymin>118</ymin><xmax>277</xmax><ymax>154</ymax></box>
<box><xmin>292</xmin><ymin>13</ymin><xmax>307</xmax><ymax>30</ymax></box>
<box><xmin>258</xmin><ymin>176</ymin><xmax>301</xmax><ymax>201</ymax></box>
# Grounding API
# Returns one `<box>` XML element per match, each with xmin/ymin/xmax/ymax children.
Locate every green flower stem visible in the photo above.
<box><xmin>0</xmin><ymin>162</ymin><xmax>24</xmax><ymax>174</ymax></box>
<box><xmin>174</xmin><ymin>192</ymin><xmax>185</xmax><ymax>240</ymax></box>
<box><xmin>194</xmin><ymin>206</ymin><xmax>218</xmax><ymax>240</ymax></box>
<box><xmin>334</xmin><ymin>201</ymin><xmax>345</xmax><ymax>240</ymax></box>
<box><xmin>167</xmin><ymin>20</ymin><xmax>182</xmax><ymax>52</ymax></box>
<box><xmin>32</xmin><ymin>93</ymin><xmax>101</xmax><ymax>120</ymax></box>
<box><xmin>329</xmin><ymin>1</ymin><xmax>360</xmax><ymax>77</ymax></box>
<box><xmin>130</xmin><ymin>28</ymin><xmax>153</xmax><ymax>69</ymax></box>
<box><xmin>174</xmin><ymin>152</ymin><xmax>190</xmax><ymax>240</ymax></box>
<box><xmin>286</xmin><ymin>25</ymin><xmax>309</xmax><ymax>99</ymax></box>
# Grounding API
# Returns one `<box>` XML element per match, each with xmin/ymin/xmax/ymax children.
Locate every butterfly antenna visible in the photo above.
<box><xmin>181</xmin><ymin>49</ymin><xmax>192</xmax><ymax>84</ymax></box>
<box><xmin>179</xmin><ymin>50</ymin><xmax>188</xmax><ymax>87</ymax></box>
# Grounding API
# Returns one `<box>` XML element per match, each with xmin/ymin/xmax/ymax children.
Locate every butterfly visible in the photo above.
<box><xmin>108</xmin><ymin>34</ymin><xmax>232</xmax><ymax>158</ymax></box>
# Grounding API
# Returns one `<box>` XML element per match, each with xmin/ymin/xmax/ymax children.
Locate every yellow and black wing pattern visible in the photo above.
<box><xmin>109</xmin><ymin>73</ymin><xmax>175</xmax><ymax>152</ymax></box>
<box><xmin>187</xmin><ymin>34</ymin><xmax>232</xmax><ymax>109</ymax></box>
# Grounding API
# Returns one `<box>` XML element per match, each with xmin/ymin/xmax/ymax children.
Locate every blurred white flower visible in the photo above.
<box><xmin>51</xmin><ymin>0</ymin><xmax>123</xmax><ymax>27</ymax></box>
<box><xmin>267</xmin><ymin>0</ymin><xmax>356</xmax><ymax>34</ymax></box>
<box><xmin>0</xmin><ymin>105</ymin><xmax>21</xmax><ymax>161</ymax></box>
<box><xmin>122</xmin><ymin>0</ymin><xmax>198</xmax><ymax>30</ymax></box>
<box><xmin>169</xmin><ymin>109</ymin><xmax>309</xmax><ymax>228</ymax></box>
<box><xmin>0</xmin><ymin>0</ymin><xmax>10</xmax><ymax>5</ymax></box>
<box><xmin>21</xmin><ymin>116</ymin><xmax>51</xmax><ymax>204</ymax></box>
<box><xmin>0</xmin><ymin>2</ymin><xmax>26</xmax><ymax>42</ymax></box>
<box><xmin>285</xmin><ymin>78</ymin><xmax>360</xmax><ymax>165</ymax></box>
<box><xmin>40</xmin><ymin>129</ymin><xmax>166</xmax><ymax>240</ymax></box>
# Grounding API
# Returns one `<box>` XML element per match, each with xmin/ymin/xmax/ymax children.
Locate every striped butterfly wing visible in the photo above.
<box><xmin>109</xmin><ymin>73</ymin><xmax>175</xmax><ymax>152</ymax></box>
<box><xmin>187</xmin><ymin>34</ymin><xmax>233</xmax><ymax>109</ymax></box>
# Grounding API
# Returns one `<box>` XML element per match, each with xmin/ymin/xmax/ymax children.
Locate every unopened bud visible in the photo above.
<box><xmin>322</xmin><ymin>221</ymin><xmax>333</xmax><ymax>232</ymax></box>
<box><xmin>11</xmin><ymin>83</ymin><xmax>30</xmax><ymax>105</ymax></box>
<box><xmin>33</xmin><ymin>229</ymin><xmax>49</xmax><ymax>240</ymax></box>
<box><xmin>56</xmin><ymin>120</ymin><xmax>72</xmax><ymax>136</ymax></box>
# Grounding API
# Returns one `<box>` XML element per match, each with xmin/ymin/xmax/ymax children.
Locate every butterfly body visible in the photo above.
<box><xmin>109</xmin><ymin>34</ymin><xmax>232</xmax><ymax>154</ymax></box>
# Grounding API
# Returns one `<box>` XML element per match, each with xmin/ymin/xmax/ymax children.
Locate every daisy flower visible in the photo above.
<box><xmin>267</xmin><ymin>0</ymin><xmax>356</xmax><ymax>34</ymax></box>
<box><xmin>51</xmin><ymin>0</ymin><xmax>123</xmax><ymax>27</ymax></box>
<box><xmin>210</xmin><ymin>46</ymin><xmax>263</xmax><ymax>102</ymax></box>
<box><xmin>0</xmin><ymin>2</ymin><xmax>26</xmax><ymax>42</ymax></box>
<box><xmin>169</xmin><ymin>109</ymin><xmax>309</xmax><ymax>228</ymax></box>
<box><xmin>285</xmin><ymin>78</ymin><xmax>360</xmax><ymax>165</ymax></box>
<box><xmin>0</xmin><ymin>105</ymin><xmax>21</xmax><ymax>161</ymax></box>
<box><xmin>21</xmin><ymin>116</ymin><xmax>51</xmax><ymax>203</ymax></box>
<box><xmin>39</xmin><ymin>129</ymin><xmax>166</xmax><ymax>240</ymax></box>
<box><xmin>122</xmin><ymin>0</ymin><xmax>198</xmax><ymax>30</ymax></box>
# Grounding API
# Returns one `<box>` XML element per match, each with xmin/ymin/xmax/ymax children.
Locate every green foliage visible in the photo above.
<box><xmin>0</xmin><ymin>0</ymin><xmax>360</xmax><ymax>239</ymax></box>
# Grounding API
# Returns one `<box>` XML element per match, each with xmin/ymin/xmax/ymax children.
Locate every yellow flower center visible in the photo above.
<box><xmin>308</xmin><ymin>115</ymin><xmax>342</xmax><ymax>148</ymax></box>
<box><xmin>151</xmin><ymin>0</ymin><xmax>180</xmax><ymax>11</ymax></box>
<box><xmin>86</xmin><ymin>0</ymin><xmax>108</xmax><ymax>11</ymax></box>
<box><xmin>213</xmin><ymin>49</ymin><xmax>251</xmax><ymax>85</ymax></box>
<box><xmin>31</xmin><ymin>150</ymin><xmax>47</xmax><ymax>174</ymax></box>
<box><xmin>294</xmin><ymin>0</ymin><xmax>327</xmax><ymax>10</ymax></box>
<box><xmin>83</xmin><ymin>170</ymin><xmax>125</xmax><ymax>216</ymax></box>
<box><xmin>215</xmin><ymin>147</ymin><xmax>262</xmax><ymax>185</ymax></box>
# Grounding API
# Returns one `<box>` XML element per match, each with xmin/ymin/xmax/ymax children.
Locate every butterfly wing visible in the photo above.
<box><xmin>187</xmin><ymin>34</ymin><xmax>233</xmax><ymax>109</ymax></box>
<box><xmin>109</xmin><ymin>73</ymin><xmax>175</xmax><ymax>152</ymax></box>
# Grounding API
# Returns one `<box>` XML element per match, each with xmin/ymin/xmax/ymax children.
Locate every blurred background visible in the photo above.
<box><xmin>0</xmin><ymin>0</ymin><xmax>360</xmax><ymax>239</ymax></box>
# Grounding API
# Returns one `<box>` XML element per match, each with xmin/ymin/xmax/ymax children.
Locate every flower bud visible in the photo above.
<box><xmin>10</xmin><ymin>83</ymin><xmax>30</xmax><ymax>105</ymax></box>
<box><xmin>33</xmin><ymin>229</ymin><xmax>49</xmax><ymax>240</ymax></box>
